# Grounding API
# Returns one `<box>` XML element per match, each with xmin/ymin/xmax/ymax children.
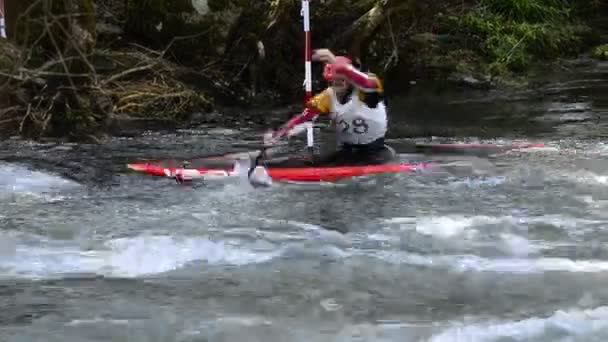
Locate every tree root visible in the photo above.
<box><xmin>0</xmin><ymin>20</ymin><xmax>215</xmax><ymax>141</ymax></box>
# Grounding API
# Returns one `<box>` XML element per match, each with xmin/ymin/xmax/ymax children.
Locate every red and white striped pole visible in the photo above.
<box><xmin>0</xmin><ymin>0</ymin><xmax>6</xmax><ymax>38</ymax></box>
<box><xmin>301</xmin><ymin>0</ymin><xmax>314</xmax><ymax>151</ymax></box>
<box><xmin>302</xmin><ymin>0</ymin><xmax>312</xmax><ymax>105</ymax></box>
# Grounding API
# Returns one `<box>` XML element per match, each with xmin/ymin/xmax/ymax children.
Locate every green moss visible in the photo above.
<box><xmin>437</xmin><ymin>0</ymin><xmax>592</xmax><ymax>77</ymax></box>
<box><xmin>592</xmin><ymin>44</ymin><xmax>608</xmax><ymax>60</ymax></box>
<box><xmin>480</xmin><ymin>0</ymin><xmax>571</xmax><ymax>23</ymax></box>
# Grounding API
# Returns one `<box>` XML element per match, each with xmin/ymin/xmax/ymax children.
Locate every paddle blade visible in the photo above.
<box><xmin>248</xmin><ymin>166</ymin><xmax>273</xmax><ymax>188</ymax></box>
<box><xmin>233</xmin><ymin>158</ymin><xmax>272</xmax><ymax>188</ymax></box>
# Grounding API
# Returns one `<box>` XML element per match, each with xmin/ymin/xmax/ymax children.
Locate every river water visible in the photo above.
<box><xmin>0</xmin><ymin>58</ymin><xmax>607</xmax><ymax>342</ymax></box>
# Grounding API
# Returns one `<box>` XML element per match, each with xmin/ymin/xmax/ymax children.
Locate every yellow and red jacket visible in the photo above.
<box><xmin>271</xmin><ymin>67</ymin><xmax>384</xmax><ymax>141</ymax></box>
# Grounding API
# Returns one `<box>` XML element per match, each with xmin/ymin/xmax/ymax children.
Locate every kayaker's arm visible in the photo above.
<box><xmin>333</xmin><ymin>60</ymin><xmax>381</xmax><ymax>93</ymax></box>
<box><xmin>271</xmin><ymin>107</ymin><xmax>318</xmax><ymax>140</ymax></box>
<box><xmin>326</xmin><ymin>56</ymin><xmax>385</xmax><ymax>108</ymax></box>
<box><xmin>268</xmin><ymin>90</ymin><xmax>332</xmax><ymax>142</ymax></box>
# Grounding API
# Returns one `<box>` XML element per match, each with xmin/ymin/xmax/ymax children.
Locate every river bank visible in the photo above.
<box><xmin>0</xmin><ymin>0</ymin><xmax>606</xmax><ymax>142</ymax></box>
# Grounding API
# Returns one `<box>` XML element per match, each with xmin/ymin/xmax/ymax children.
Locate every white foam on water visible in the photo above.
<box><xmin>497</xmin><ymin>233</ymin><xmax>541</xmax><ymax>257</ymax></box>
<box><xmin>386</xmin><ymin>215</ymin><xmax>503</xmax><ymax>226</ymax></box>
<box><xmin>49</xmin><ymin>306</ymin><xmax>608</xmax><ymax>342</ymax></box>
<box><xmin>447</xmin><ymin>176</ymin><xmax>507</xmax><ymax>188</ymax></box>
<box><xmin>523</xmin><ymin>214</ymin><xmax>604</xmax><ymax>228</ymax></box>
<box><xmin>585</xmin><ymin>143</ymin><xmax>608</xmax><ymax>156</ymax></box>
<box><xmin>366</xmin><ymin>233</ymin><xmax>397</xmax><ymax>243</ymax></box>
<box><xmin>384</xmin><ymin>215</ymin><xmax>506</xmax><ymax>241</ymax></box>
<box><xmin>0</xmin><ymin>162</ymin><xmax>79</xmax><ymax>195</ymax></box>
<box><xmin>374</xmin><ymin>250</ymin><xmax>608</xmax><ymax>274</ymax></box>
<box><xmin>382</xmin><ymin>215</ymin><xmax>544</xmax><ymax>256</ymax></box>
<box><xmin>577</xmin><ymin>172</ymin><xmax>608</xmax><ymax>185</ymax></box>
<box><xmin>65</xmin><ymin>318</ymin><xmax>131</xmax><ymax>326</ymax></box>
<box><xmin>575</xmin><ymin>195</ymin><xmax>599</xmax><ymax>206</ymax></box>
<box><xmin>178</xmin><ymin>306</ymin><xmax>608</xmax><ymax>342</ymax></box>
<box><xmin>366</xmin><ymin>214</ymin><xmax>608</xmax><ymax>267</ymax></box>
<box><xmin>0</xmin><ymin>234</ymin><xmax>280</xmax><ymax>279</ymax></box>
<box><xmin>552</xmin><ymin>168</ymin><xmax>608</xmax><ymax>187</ymax></box>
<box><xmin>414</xmin><ymin>215</ymin><xmax>489</xmax><ymax>239</ymax></box>
<box><xmin>99</xmin><ymin>235</ymin><xmax>280</xmax><ymax>277</ymax></box>
<box><xmin>428</xmin><ymin>306</ymin><xmax>608</xmax><ymax>342</ymax></box>
<box><xmin>385</xmin><ymin>214</ymin><xmax>603</xmax><ymax>237</ymax></box>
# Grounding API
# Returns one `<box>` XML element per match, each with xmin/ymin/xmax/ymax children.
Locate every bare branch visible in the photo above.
<box><xmin>18</xmin><ymin>103</ymin><xmax>32</xmax><ymax>134</ymax></box>
<box><xmin>100</xmin><ymin>63</ymin><xmax>156</xmax><ymax>86</ymax></box>
<box><xmin>0</xmin><ymin>106</ymin><xmax>20</xmax><ymax>118</ymax></box>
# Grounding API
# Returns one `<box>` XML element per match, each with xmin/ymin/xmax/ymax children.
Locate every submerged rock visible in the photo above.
<box><xmin>446</xmin><ymin>72</ymin><xmax>492</xmax><ymax>89</ymax></box>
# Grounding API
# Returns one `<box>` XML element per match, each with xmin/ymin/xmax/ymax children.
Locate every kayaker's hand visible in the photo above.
<box><xmin>312</xmin><ymin>49</ymin><xmax>336</xmax><ymax>64</ymax></box>
<box><xmin>263</xmin><ymin>129</ymin><xmax>279</xmax><ymax>146</ymax></box>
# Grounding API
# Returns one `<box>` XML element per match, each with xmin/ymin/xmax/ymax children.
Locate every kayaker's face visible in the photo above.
<box><xmin>331</xmin><ymin>76</ymin><xmax>350</xmax><ymax>96</ymax></box>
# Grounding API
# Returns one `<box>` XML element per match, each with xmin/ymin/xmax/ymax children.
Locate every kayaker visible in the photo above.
<box><xmin>267</xmin><ymin>48</ymin><xmax>394</xmax><ymax>166</ymax></box>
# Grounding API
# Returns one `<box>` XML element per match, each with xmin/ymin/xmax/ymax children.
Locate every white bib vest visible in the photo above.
<box><xmin>328</xmin><ymin>88</ymin><xmax>387</xmax><ymax>146</ymax></box>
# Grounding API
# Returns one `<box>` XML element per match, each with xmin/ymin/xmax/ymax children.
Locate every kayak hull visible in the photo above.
<box><xmin>127</xmin><ymin>162</ymin><xmax>435</xmax><ymax>182</ymax></box>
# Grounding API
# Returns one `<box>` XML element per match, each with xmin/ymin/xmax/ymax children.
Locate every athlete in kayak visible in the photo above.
<box><xmin>266</xmin><ymin>48</ymin><xmax>395</xmax><ymax>166</ymax></box>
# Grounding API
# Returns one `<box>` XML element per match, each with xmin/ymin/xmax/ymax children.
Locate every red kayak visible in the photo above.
<box><xmin>127</xmin><ymin>142</ymin><xmax>545</xmax><ymax>183</ymax></box>
<box><xmin>127</xmin><ymin>162</ymin><xmax>434</xmax><ymax>183</ymax></box>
